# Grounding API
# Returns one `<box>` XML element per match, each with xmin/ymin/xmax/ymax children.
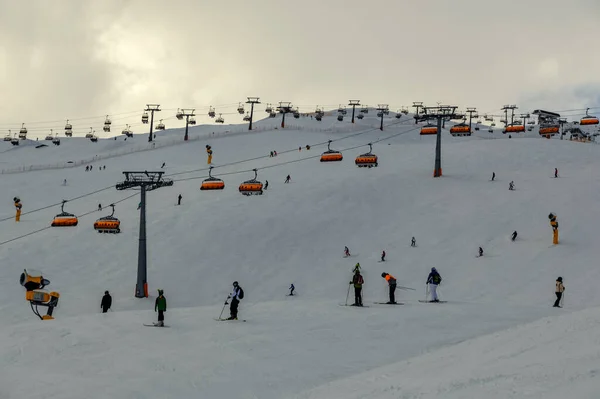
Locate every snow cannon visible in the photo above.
<box><xmin>20</xmin><ymin>269</ymin><xmax>59</xmax><ymax>320</ymax></box>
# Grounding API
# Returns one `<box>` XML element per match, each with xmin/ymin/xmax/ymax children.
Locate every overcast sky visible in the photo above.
<box><xmin>1</xmin><ymin>0</ymin><xmax>599</xmax><ymax>137</ymax></box>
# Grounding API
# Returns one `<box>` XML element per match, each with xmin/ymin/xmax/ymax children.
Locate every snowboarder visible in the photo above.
<box><xmin>344</xmin><ymin>246</ymin><xmax>350</xmax><ymax>257</ymax></box>
<box><xmin>554</xmin><ymin>277</ymin><xmax>565</xmax><ymax>308</ymax></box>
<box><xmin>289</xmin><ymin>284</ymin><xmax>295</xmax><ymax>296</ymax></box>
<box><xmin>14</xmin><ymin>197</ymin><xmax>22</xmax><ymax>222</ymax></box>
<box><xmin>491</xmin><ymin>172</ymin><xmax>495</xmax><ymax>181</ymax></box>
<box><xmin>227</xmin><ymin>281</ymin><xmax>243</xmax><ymax>320</ymax></box>
<box><xmin>285</xmin><ymin>175</ymin><xmax>291</xmax><ymax>183</ymax></box>
<box><xmin>478</xmin><ymin>247</ymin><xmax>484</xmax><ymax>257</ymax></box>
<box><xmin>98</xmin><ymin>204</ymin><xmax>102</xmax><ymax>211</ymax></box>
<box><xmin>264</xmin><ymin>180</ymin><xmax>269</xmax><ymax>190</ymax></box>
<box><xmin>511</xmin><ymin>231</ymin><xmax>518</xmax><ymax>241</ymax></box>
<box><xmin>154</xmin><ymin>289</ymin><xmax>167</xmax><ymax>326</ymax></box>
<box><xmin>381</xmin><ymin>272</ymin><xmax>397</xmax><ymax>304</ymax></box>
<box><xmin>411</xmin><ymin>237</ymin><xmax>416</xmax><ymax>247</ymax></box>
<box><xmin>426</xmin><ymin>267</ymin><xmax>442</xmax><ymax>302</ymax></box>
<box><xmin>352</xmin><ymin>263</ymin><xmax>361</xmax><ymax>273</ymax></box>
<box><xmin>177</xmin><ymin>194</ymin><xmax>182</xmax><ymax>206</ymax></box>
<box><xmin>509</xmin><ymin>181</ymin><xmax>515</xmax><ymax>191</ymax></box>
<box><xmin>351</xmin><ymin>269</ymin><xmax>364</xmax><ymax>306</ymax></box>
<box><xmin>101</xmin><ymin>290</ymin><xmax>112</xmax><ymax>313</ymax></box>
<box><xmin>554</xmin><ymin>168</ymin><xmax>559</xmax><ymax>178</ymax></box>
<box><xmin>381</xmin><ymin>250</ymin><xmax>386</xmax><ymax>262</ymax></box>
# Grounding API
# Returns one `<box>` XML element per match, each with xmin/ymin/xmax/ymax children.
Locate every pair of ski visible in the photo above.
<box><xmin>143</xmin><ymin>323</ymin><xmax>170</xmax><ymax>327</ymax></box>
<box><xmin>214</xmin><ymin>318</ymin><xmax>247</xmax><ymax>322</ymax></box>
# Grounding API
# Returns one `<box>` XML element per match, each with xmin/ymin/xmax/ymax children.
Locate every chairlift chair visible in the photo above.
<box><xmin>208</xmin><ymin>107</ymin><xmax>216</xmax><ymax>118</ymax></box>
<box><xmin>94</xmin><ymin>204</ymin><xmax>121</xmax><ymax>233</ymax></box>
<box><xmin>316</xmin><ymin>114</ymin><xmax>322</xmax><ymax>121</ymax></box>
<box><xmin>176</xmin><ymin>109</ymin><xmax>184</xmax><ymax>120</ymax></box>
<box><xmin>215</xmin><ymin>114</ymin><xmax>224</xmax><ymax>124</ymax></box>
<box><xmin>449</xmin><ymin>123</ymin><xmax>471</xmax><ymax>136</ymax></box>
<box><xmin>51</xmin><ymin>200</ymin><xmax>78</xmax><ymax>227</ymax></box>
<box><xmin>420</xmin><ymin>123</ymin><xmax>438</xmax><ymax>135</ymax></box>
<box><xmin>52</xmin><ymin>134</ymin><xmax>61</xmax><ymax>146</ymax></box>
<box><xmin>361</xmin><ymin>106</ymin><xmax>369</xmax><ymax>114</ymax></box>
<box><xmin>103</xmin><ymin>115</ymin><xmax>111</xmax><ymax>132</ymax></box>
<box><xmin>65</xmin><ymin>120</ymin><xmax>73</xmax><ymax>137</ymax></box>
<box><xmin>580</xmin><ymin>108</ymin><xmax>599</xmax><ymax>126</ymax></box>
<box><xmin>156</xmin><ymin>120</ymin><xmax>165</xmax><ymax>130</ymax></box>
<box><xmin>337</xmin><ymin>114</ymin><xmax>344</xmax><ymax>121</ymax></box>
<box><xmin>238</xmin><ymin>168</ymin><xmax>263</xmax><ymax>196</ymax></box>
<box><xmin>357</xmin><ymin>114</ymin><xmax>364</xmax><ymax>120</ymax></box>
<box><xmin>265</xmin><ymin>104</ymin><xmax>272</xmax><ymax>114</ymax></box>
<box><xmin>200</xmin><ymin>166</ymin><xmax>225</xmax><ymax>190</ymax></box>
<box><xmin>141</xmin><ymin>112</ymin><xmax>149</xmax><ymax>124</ymax></box>
<box><xmin>45</xmin><ymin>129</ymin><xmax>54</xmax><ymax>141</ymax></box>
<box><xmin>189</xmin><ymin>117</ymin><xmax>196</xmax><ymax>125</ymax></box>
<box><xmin>320</xmin><ymin>140</ymin><xmax>343</xmax><ymax>162</ymax></box>
<box><xmin>395</xmin><ymin>111</ymin><xmax>402</xmax><ymax>119</ymax></box>
<box><xmin>355</xmin><ymin>143</ymin><xmax>378</xmax><ymax>168</ymax></box>
<box><xmin>237</xmin><ymin>103</ymin><xmax>245</xmax><ymax>114</ymax></box>
<box><xmin>269</xmin><ymin>110</ymin><xmax>276</xmax><ymax>118</ymax></box>
<box><xmin>3</xmin><ymin>131</ymin><xmax>11</xmax><ymax>141</ymax></box>
<box><xmin>11</xmin><ymin>132</ymin><xmax>19</xmax><ymax>145</ymax></box>
<box><xmin>85</xmin><ymin>128</ymin><xmax>94</xmax><ymax>139</ymax></box>
<box><xmin>19</xmin><ymin>123</ymin><xmax>27</xmax><ymax>139</ymax></box>
<box><xmin>90</xmin><ymin>135</ymin><xmax>98</xmax><ymax>142</ymax></box>
<box><xmin>243</xmin><ymin>113</ymin><xmax>251</xmax><ymax>122</ymax></box>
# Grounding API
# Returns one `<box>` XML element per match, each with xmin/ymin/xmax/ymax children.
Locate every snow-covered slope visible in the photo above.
<box><xmin>0</xmin><ymin>112</ymin><xmax>599</xmax><ymax>398</ymax></box>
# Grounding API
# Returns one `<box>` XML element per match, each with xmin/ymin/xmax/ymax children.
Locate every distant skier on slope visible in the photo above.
<box><xmin>264</xmin><ymin>180</ymin><xmax>269</xmax><ymax>190</ymax></box>
<box><xmin>411</xmin><ymin>237</ymin><xmax>416</xmax><ymax>247</ymax></box>
<box><xmin>285</xmin><ymin>175</ymin><xmax>291</xmax><ymax>183</ymax></box>
<box><xmin>478</xmin><ymin>247</ymin><xmax>484</xmax><ymax>257</ymax></box>
<box><xmin>381</xmin><ymin>250</ymin><xmax>386</xmax><ymax>262</ymax></box>
<box><xmin>491</xmin><ymin>172</ymin><xmax>495</xmax><ymax>181</ymax></box>
<box><xmin>98</xmin><ymin>203</ymin><xmax>102</xmax><ymax>211</ymax></box>
<box><xmin>511</xmin><ymin>231</ymin><xmax>518</xmax><ymax>241</ymax></box>
<box><xmin>554</xmin><ymin>277</ymin><xmax>565</xmax><ymax>308</ymax></box>
<box><xmin>101</xmin><ymin>290</ymin><xmax>112</xmax><ymax>313</ymax></box>
<box><xmin>381</xmin><ymin>272</ymin><xmax>397</xmax><ymax>304</ymax></box>
<box><xmin>426</xmin><ymin>267</ymin><xmax>442</xmax><ymax>302</ymax></box>
<box><xmin>227</xmin><ymin>281</ymin><xmax>244</xmax><ymax>320</ymax></box>
<box><xmin>344</xmin><ymin>246</ymin><xmax>350</xmax><ymax>257</ymax></box>
<box><xmin>289</xmin><ymin>284</ymin><xmax>295</xmax><ymax>296</ymax></box>
<box><xmin>554</xmin><ymin>168</ymin><xmax>559</xmax><ymax>178</ymax></box>
<box><xmin>509</xmin><ymin>181</ymin><xmax>515</xmax><ymax>191</ymax></box>
<box><xmin>177</xmin><ymin>194</ymin><xmax>182</xmax><ymax>206</ymax></box>
<box><xmin>353</xmin><ymin>263</ymin><xmax>361</xmax><ymax>273</ymax></box>
<box><xmin>155</xmin><ymin>289</ymin><xmax>167</xmax><ymax>326</ymax></box>
<box><xmin>351</xmin><ymin>269</ymin><xmax>364</xmax><ymax>306</ymax></box>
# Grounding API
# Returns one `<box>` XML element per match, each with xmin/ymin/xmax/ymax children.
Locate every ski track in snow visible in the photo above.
<box><xmin>0</xmin><ymin>113</ymin><xmax>599</xmax><ymax>398</ymax></box>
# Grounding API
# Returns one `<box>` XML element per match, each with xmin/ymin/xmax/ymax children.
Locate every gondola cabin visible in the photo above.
<box><xmin>355</xmin><ymin>143</ymin><xmax>378</xmax><ymax>168</ymax></box>
<box><xmin>51</xmin><ymin>201</ymin><xmax>78</xmax><ymax>227</ymax></box>
<box><xmin>420</xmin><ymin>124</ymin><xmax>438</xmax><ymax>135</ymax></box>
<box><xmin>94</xmin><ymin>205</ymin><xmax>120</xmax><ymax>233</ymax></box>
<box><xmin>580</xmin><ymin>108</ymin><xmax>599</xmax><ymax>125</ymax></box>
<box><xmin>503</xmin><ymin>124</ymin><xmax>525</xmax><ymax>133</ymax></box>
<box><xmin>239</xmin><ymin>169</ymin><xmax>263</xmax><ymax>196</ymax></box>
<box><xmin>539</xmin><ymin>125</ymin><xmax>559</xmax><ymax>136</ymax></box>
<box><xmin>449</xmin><ymin>123</ymin><xmax>471</xmax><ymax>136</ymax></box>
<box><xmin>320</xmin><ymin>140</ymin><xmax>343</xmax><ymax>162</ymax></box>
<box><xmin>200</xmin><ymin>166</ymin><xmax>225</xmax><ymax>190</ymax></box>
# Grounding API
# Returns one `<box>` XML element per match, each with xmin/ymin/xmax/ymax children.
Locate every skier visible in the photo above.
<box><xmin>62</xmin><ymin>179</ymin><xmax>67</xmax><ymax>186</ymax></box>
<box><xmin>285</xmin><ymin>175</ymin><xmax>291</xmax><ymax>183</ymax></box>
<box><xmin>352</xmin><ymin>263</ymin><xmax>361</xmax><ymax>273</ymax></box>
<box><xmin>227</xmin><ymin>281</ymin><xmax>244</xmax><ymax>320</ymax></box>
<box><xmin>426</xmin><ymin>267</ymin><xmax>442</xmax><ymax>302</ymax></box>
<box><xmin>554</xmin><ymin>277</ymin><xmax>565</xmax><ymax>308</ymax></box>
<box><xmin>177</xmin><ymin>194</ymin><xmax>182</xmax><ymax>206</ymax></box>
<box><xmin>351</xmin><ymin>269</ymin><xmax>364</xmax><ymax>306</ymax></box>
<box><xmin>101</xmin><ymin>290</ymin><xmax>112</xmax><ymax>313</ymax></box>
<box><xmin>98</xmin><ymin>204</ymin><xmax>102</xmax><ymax>211</ymax></box>
<box><xmin>270</xmin><ymin>151</ymin><xmax>274</xmax><ymax>157</ymax></box>
<box><xmin>511</xmin><ymin>231</ymin><xmax>518</xmax><ymax>241</ymax></box>
<box><xmin>381</xmin><ymin>250</ymin><xmax>386</xmax><ymax>262</ymax></box>
<box><xmin>478</xmin><ymin>247</ymin><xmax>484</xmax><ymax>257</ymax></box>
<box><xmin>298</xmin><ymin>146</ymin><xmax>301</xmax><ymax>152</ymax></box>
<box><xmin>381</xmin><ymin>272</ymin><xmax>397</xmax><ymax>304</ymax></box>
<box><xmin>161</xmin><ymin>162</ymin><xmax>165</xmax><ymax>169</ymax></box>
<box><xmin>274</xmin><ymin>151</ymin><xmax>277</xmax><ymax>156</ymax></box>
<box><xmin>264</xmin><ymin>180</ymin><xmax>269</xmax><ymax>190</ymax></box>
<box><xmin>344</xmin><ymin>246</ymin><xmax>350</xmax><ymax>257</ymax></box>
<box><xmin>491</xmin><ymin>172</ymin><xmax>495</xmax><ymax>181</ymax></box>
<box><xmin>554</xmin><ymin>168</ymin><xmax>559</xmax><ymax>178</ymax></box>
<box><xmin>509</xmin><ymin>181</ymin><xmax>515</xmax><ymax>191</ymax></box>
<box><xmin>289</xmin><ymin>284</ymin><xmax>295</xmax><ymax>296</ymax></box>
<box><xmin>411</xmin><ymin>237</ymin><xmax>416</xmax><ymax>247</ymax></box>
<box><xmin>86</xmin><ymin>166</ymin><xmax>89</xmax><ymax>171</ymax></box>
<box><xmin>306</xmin><ymin>145</ymin><xmax>310</xmax><ymax>150</ymax></box>
<box><xmin>137</xmin><ymin>202</ymin><xmax>141</xmax><ymax>210</ymax></box>
<box><xmin>14</xmin><ymin>197</ymin><xmax>22</xmax><ymax>222</ymax></box>
<box><xmin>154</xmin><ymin>289</ymin><xmax>167</xmax><ymax>326</ymax></box>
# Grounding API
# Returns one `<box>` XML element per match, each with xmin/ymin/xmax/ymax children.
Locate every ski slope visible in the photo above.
<box><xmin>1</xmin><ymin>112</ymin><xmax>599</xmax><ymax>398</ymax></box>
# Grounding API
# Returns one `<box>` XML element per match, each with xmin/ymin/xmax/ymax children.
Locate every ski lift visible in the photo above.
<box><xmin>19</xmin><ymin>123</ymin><xmax>27</xmax><ymax>139</ymax></box>
<box><xmin>103</xmin><ymin>115</ymin><xmax>111</xmax><ymax>132</ymax></box>
<box><xmin>239</xmin><ymin>168</ymin><xmax>263</xmax><ymax>196</ymax></box>
<box><xmin>320</xmin><ymin>140</ymin><xmax>343</xmax><ymax>162</ymax></box>
<box><xmin>94</xmin><ymin>204</ymin><xmax>121</xmax><ymax>233</ymax></box>
<box><xmin>420</xmin><ymin>123</ymin><xmax>438</xmax><ymax>135</ymax></box>
<box><xmin>316</xmin><ymin>114</ymin><xmax>322</xmax><ymax>121</ymax></box>
<box><xmin>377</xmin><ymin>112</ymin><xmax>383</xmax><ymax>117</ymax></box>
<box><xmin>357</xmin><ymin>114</ymin><xmax>364</xmax><ymax>120</ymax></box>
<box><xmin>580</xmin><ymin>108</ymin><xmax>599</xmax><ymax>125</ymax></box>
<box><xmin>85</xmin><ymin>128</ymin><xmax>94</xmax><ymax>138</ymax></box>
<box><xmin>156</xmin><ymin>119</ymin><xmax>165</xmax><ymax>130</ymax></box>
<box><xmin>141</xmin><ymin>112</ymin><xmax>149</xmax><ymax>124</ymax></box>
<box><xmin>215</xmin><ymin>114</ymin><xmax>224</xmax><ymax>124</ymax></box>
<box><xmin>45</xmin><ymin>129</ymin><xmax>54</xmax><ymax>141</ymax></box>
<box><xmin>90</xmin><ymin>135</ymin><xmax>98</xmax><ymax>142</ymax></box>
<box><xmin>189</xmin><ymin>117</ymin><xmax>196</xmax><ymax>125</ymax></box>
<box><xmin>503</xmin><ymin>124</ymin><xmax>525</xmax><ymax>133</ymax></box>
<box><xmin>476</xmin><ymin>119</ymin><xmax>482</xmax><ymax>124</ymax></box>
<box><xmin>3</xmin><ymin>131</ymin><xmax>11</xmax><ymax>141</ymax></box>
<box><xmin>200</xmin><ymin>166</ymin><xmax>225</xmax><ymax>190</ymax></box>
<box><xmin>539</xmin><ymin>125</ymin><xmax>559</xmax><ymax>136</ymax></box>
<box><xmin>176</xmin><ymin>109</ymin><xmax>184</xmax><ymax>120</ymax></box>
<box><xmin>401</xmin><ymin>107</ymin><xmax>408</xmax><ymax>115</ymax></box>
<box><xmin>338</xmin><ymin>105</ymin><xmax>344</xmax><ymax>113</ymax></box>
<box><xmin>52</xmin><ymin>133</ymin><xmax>60</xmax><ymax>146</ymax></box>
<box><xmin>355</xmin><ymin>143</ymin><xmax>378</xmax><ymax>168</ymax></box>
<box><xmin>491</xmin><ymin>122</ymin><xmax>496</xmax><ymax>127</ymax></box>
<box><xmin>361</xmin><ymin>106</ymin><xmax>369</xmax><ymax>114</ymax></box>
<box><xmin>103</xmin><ymin>125</ymin><xmax>110</xmax><ymax>132</ymax></box>
<box><xmin>269</xmin><ymin>110</ymin><xmax>276</xmax><ymax>118</ymax></box>
<box><xmin>293</xmin><ymin>110</ymin><xmax>300</xmax><ymax>119</ymax></box>
<box><xmin>337</xmin><ymin>114</ymin><xmax>344</xmax><ymax>121</ymax></box>
<box><xmin>475</xmin><ymin>124</ymin><xmax>480</xmax><ymax>131</ymax></box>
<box><xmin>450</xmin><ymin>123</ymin><xmax>471</xmax><ymax>136</ymax></box>
<box><xmin>51</xmin><ymin>200</ymin><xmax>78</xmax><ymax>227</ymax></box>
<box><xmin>65</xmin><ymin>120</ymin><xmax>73</xmax><ymax>137</ymax></box>
<box><xmin>122</xmin><ymin>124</ymin><xmax>133</xmax><ymax>137</ymax></box>
<box><xmin>395</xmin><ymin>111</ymin><xmax>402</xmax><ymax>119</ymax></box>
<box><xmin>208</xmin><ymin>107</ymin><xmax>216</xmax><ymax>118</ymax></box>
<box><xmin>243</xmin><ymin>113</ymin><xmax>251</xmax><ymax>122</ymax></box>
<box><xmin>11</xmin><ymin>131</ymin><xmax>19</xmax><ymax>145</ymax></box>
<box><xmin>384</xmin><ymin>109</ymin><xmax>390</xmax><ymax>115</ymax></box>
<box><xmin>20</xmin><ymin>269</ymin><xmax>59</xmax><ymax>320</ymax></box>
<box><xmin>265</xmin><ymin>104</ymin><xmax>272</xmax><ymax>114</ymax></box>
<box><xmin>237</xmin><ymin>103</ymin><xmax>245</xmax><ymax>114</ymax></box>
<box><xmin>488</xmin><ymin>127</ymin><xmax>494</xmax><ymax>133</ymax></box>
<box><xmin>528</xmin><ymin>120</ymin><xmax>536</xmax><ymax>125</ymax></box>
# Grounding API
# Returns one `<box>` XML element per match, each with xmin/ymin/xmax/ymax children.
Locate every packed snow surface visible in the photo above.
<box><xmin>0</xmin><ymin>112</ymin><xmax>599</xmax><ymax>398</ymax></box>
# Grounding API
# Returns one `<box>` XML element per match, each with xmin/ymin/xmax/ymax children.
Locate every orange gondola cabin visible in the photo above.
<box><xmin>420</xmin><ymin>123</ymin><xmax>438</xmax><ymax>135</ymax></box>
<box><xmin>51</xmin><ymin>200</ymin><xmax>78</xmax><ymax>227</ymax></box>
<box><xmin>201</xmin><ymin>166</ymin><xmax>225</xmax><ymax>190</ymax></box>
<box><xmin>239</xmin><ymin>169</ymin><xmax>263</xmax><ymax>196</ymax></box>
<box><xmin>355</xmin><ymin>143</ymin><xmax>378</xmax><ymax>168</ymax></box>
<box><xmin>320</xmin><ymin>140</ymin><xmax>343</xmax><ymax>162</ymax></box>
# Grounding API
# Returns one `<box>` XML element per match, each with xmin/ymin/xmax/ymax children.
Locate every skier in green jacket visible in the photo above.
<box><xmin>155</xmin><ymin>289</ymin><xmax>167</xmax><ymax>326</ymax></box>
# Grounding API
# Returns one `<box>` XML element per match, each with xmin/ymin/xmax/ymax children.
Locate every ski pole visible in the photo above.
<box><xmin>398</xmin><ymin>286</ymin><xmax>416</xmax><ymax>291</ymax></box>
<box><xmin>345</xmin><ymin>283</ymin><xmax>351</xmax><ymax>306</ymax></box>
<box><xmin>218</xmin><ymin>296</ymin><xmax>229</xmax><ymax>320</ymax></box>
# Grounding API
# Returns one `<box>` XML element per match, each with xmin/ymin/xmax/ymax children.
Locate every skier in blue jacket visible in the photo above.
<box><xmin>426</xmin><ymin>268</ymin><xmax>442</xmax><ymax>302</ymax></box>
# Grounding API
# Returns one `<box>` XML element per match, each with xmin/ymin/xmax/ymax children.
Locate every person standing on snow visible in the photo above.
<box><xmin>177</xmin><ymin>194</ymin><xmax>182</xmax><ymax>206</ymax></box>
<box><xmin>352</xmin><ymin>263</ymin><xmax>361</xmax><ymax>273</ymax></box>
<box><xmin>491</xmin><ymin>172</ymin><xmax>495</xmax><ymax>181</ymax></box>
<box><xmin>227</xmin><ymin>281</ymin><xmax>244</xmax><ymax>320</ymax></box>
<box><xmin>478</xmin><ymin>247</ymin><xmax>484</xmax><ymax>257</ymax></box>
<box><xmin>554</xmin><ymin>277</ymin><xmax>565</xmax><ymax>308</ymax></box>
<box><xmin>155</xmin><ymin>289</ymin><xmax>167</xmax><ymax>326</ymax></box>
<box><xmin>289</xmin><ymin>284</ymin><xmax>295</xmax><ymax>296</ymax></box>
<box><xmin>511</xmin><ymin>231</ymin><xmax>518</xmax><ymax>241</ymax></box>
<box><xmin>411</xmin><ymin>237</ymin><xmax>416</xmax><ymax>247</ymax></box>
<box><xmin>101</xmin><ymin>290</ymin><xmax>112</xmax><ymax>313</ymax></box>
<box><xmin>426</xmin><ymin>268</ymin><xmax>442</xmax><ymax>302</ymax></box>
<box><xmin>381</xmin><ymin>272</ymin><xmax>397</xmax><ymax>304</ymax></box>
<box><xmin>554</xmin><ymin>168</ymin><xmax>559</xmax><ymax>178</ymax></box>
<box><xmin>14</xmin><ymin>197</ymin><xmax>22</xmax><ymax>222</ymax></box>
<box><xmin>351</xmin><ymin>269</ymin><xmax>364</xmax><ymax>306</ymax></box>
<box><xmin>344</xmin><ymin>246</ymin><xmax>350</xmax><ymax>257</ymax></box>
<box><xmin>285</xmin><ymin>175</ymin><xmax>291</xmax><ymax>183</ymax></box>
<box><xmin>509</xmin><ymin>181</ymin><xmax>515</xmax><ymax>191</ymax></box>
<box><xmin>381</xmin><ymin>250</ymin><xmax>386</xmax><ymax>262</ymax></box>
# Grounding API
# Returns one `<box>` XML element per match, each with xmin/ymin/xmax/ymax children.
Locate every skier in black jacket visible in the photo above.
<box><xmin>101</xmin><ymin>291</ymin><xmax>112</xmax><ymax>313</ymax></box>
